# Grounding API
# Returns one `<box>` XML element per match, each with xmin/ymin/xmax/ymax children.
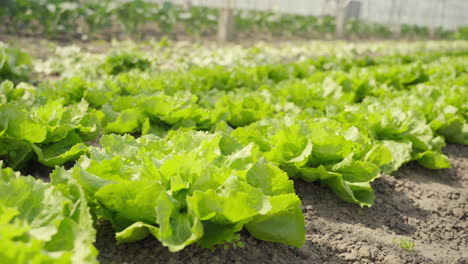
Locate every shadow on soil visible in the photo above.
<box><xmin>295</xmin><ymin>177</ymin><xmax>430</xmax><ymax>237</ymax></box>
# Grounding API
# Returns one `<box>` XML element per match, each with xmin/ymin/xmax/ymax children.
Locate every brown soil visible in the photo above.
<box><xmin>95</xmin><ymin>144</ymin><xmax>467</xmax><ymax>264</ymax></box>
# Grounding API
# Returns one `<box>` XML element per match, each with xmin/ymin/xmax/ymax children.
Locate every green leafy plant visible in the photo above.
<box><xmin>0</xmin><ymin>163</ymin><xmax>98</xmax><ymax>264</ymax></box>
<box><xmin>0</xmin><ymin>44</ymin><xmax>31</xmax><ymax>83</ymax></box>
<box><xmin>401</xmin><ymin>24</ymin><xmax>430</xmax><ymax>39</ymax></box>
<box><xmin>70</xmin><ymin>131</ymin><xmax>305</xmax><ymax>251</ymax></box>
<box><xmin>80</xmin><ymin>0</ymin><xmax>114</xmax><ymax>40</ymax></box>
<box><xmin>0</xmin><ymin>81</ymin><xmax>102</xmax><ymax>169</ymax></box>
<box><xmin>0</xmin><ymin>0</ymin><xmax>459</xmax><ymax>40</ymax></box>
<box><xmin>394</xmin><ymin>238</ymin><xmax>416</xmax><ymax>251</ymax></box>
<box><xmin>454</xmin><ymin>26</ymin><xmax>468</xmax><ymax>40</ymax></box>
<box><xmin>101</xmin><ymin>51</ymin><xmax>151</xmax><ymax>75</ymax></box>
<box><xmin>0</xmin><ymin>41</ymin><xmax>467</xmax><ymax>258</ymax></box>
<box><xmin>181</xmin><ymin>6</ymin><xmax>218</xmax><ymax>38</ymax></box>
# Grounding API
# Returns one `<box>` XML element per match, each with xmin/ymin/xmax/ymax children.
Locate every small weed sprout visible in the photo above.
<box><xmin>393</xmin><ymin>238</ymin><xmax>416</xmax><ymax>251</ymax></box>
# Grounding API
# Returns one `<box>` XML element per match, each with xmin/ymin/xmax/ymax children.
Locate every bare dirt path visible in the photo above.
<box><xmin>95</xmin><ymin>144</ymin><xmax>467</xmax><ymax>264</ymax></box>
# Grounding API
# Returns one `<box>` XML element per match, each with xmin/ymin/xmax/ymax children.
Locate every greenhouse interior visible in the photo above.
<box><xmin>0</xmin><ymin>0</ymin><xmax>467</xmax><ymax>264</ymax></box>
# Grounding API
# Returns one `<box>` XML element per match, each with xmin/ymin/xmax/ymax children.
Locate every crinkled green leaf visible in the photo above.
<box><xmin>71</xmin><ymin>131</ymin><xmax>304</xmax><ymax>251</ymax></box>
<box><xmin>245</xmin><ymin>194</ymin><xmax>305</xmax><ymax>247</ymax></box>
<box><xmin>32</xmin><ymin>132</ymin><xmax>88</xmax><ymax>167</ymax></box>
<box><xmin>0</xmin><ymin>138</ymin><xmax>32</xmax><ymax>169</ymax></box>
<box><xmin>104</xmin><ymin>108</ymin><xmax>146</xmax><ymax>134</ymax></box>
<box><xmin>232</xmin><ymin>117</ymin><xmax>379</xmax><ymax>206</ymax></box>
<box><xmin>0</xmin><ymin>104</ymin><xmax>47</xmax><ymax>143</ymax></box>
<box><xmin>0</xmin><ymin>164</ymin><xmax>98</xmax><ymax>264</ymax></box>
<box><xmin>296</xmin><ymin>165</ymin><xmax>375</xmax><ymax>207</ymax></box>
<box><xmin>416</xmin><ymin>150</ymin><xmax>451</xmax><ymax>169</ymax></box>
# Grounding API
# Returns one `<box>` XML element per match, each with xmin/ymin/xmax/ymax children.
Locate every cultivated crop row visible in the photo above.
<box><xmin>0</xmin><ymin>41</ymin><xmax>467</xmax><ymax>263</ymax></box>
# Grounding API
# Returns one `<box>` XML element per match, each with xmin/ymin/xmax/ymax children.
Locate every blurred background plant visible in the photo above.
<box><xmin>0</xmin><ymin>0</ymin><xmax>467</xmax><ymax>41</ymax></box>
